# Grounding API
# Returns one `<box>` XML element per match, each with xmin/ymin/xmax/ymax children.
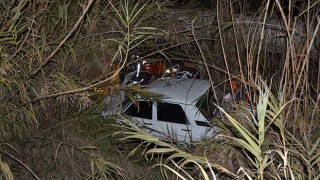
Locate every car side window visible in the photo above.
<box><xmin>124</xmin><ymin>101</ymin><xmax>152</xmax><ymax>119</ymax></box>
<box><xmin>196</xmin><ymin>88</ymin><xmax>220</xmax><ymax>119</ymax></box>
<box><xmin>157</xmin><ymin>102</ymin><xmax>188</xmax><ymax>124</ymax></box>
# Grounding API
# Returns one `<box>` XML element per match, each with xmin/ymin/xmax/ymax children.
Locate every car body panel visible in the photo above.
<box><xmin>146</xmin><ymin>78</ymin><xmax>210</xmax><ymax>105</ymax></box>
<box><xmin>103</xmin><ymin>77</ymin><xmax>220</xmax><ymax>143</ymax></box>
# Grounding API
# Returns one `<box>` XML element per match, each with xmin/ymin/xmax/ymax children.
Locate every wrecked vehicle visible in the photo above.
<box><xmin>102</xmin><ymin>65</ymin><xmax>225</xmax><ymax>143</ymax></box>
<box><xmin>101</xmin><ymin>57</ymin><xmax>255</xmax><ymax>142</ymax></box>
<box><xmin>122</xmin><ymin>77</ymin><xmax>223</xmax><ymax>142</ymax></box>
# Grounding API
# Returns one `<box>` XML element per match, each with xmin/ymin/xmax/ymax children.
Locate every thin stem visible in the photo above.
<box><xmin>0</xmin><ymin>150</ymin><xmax>40</xmax><ymax>180</ymax></box>
<box><xmin>31</xmin><ymin>0</ymin><xmax>96</xmax><ymax>76</ymax></box>
<box><xmin>216</xmin><ymin>1</ymin><xmax>234</xmax><ymax>104</ymax></box>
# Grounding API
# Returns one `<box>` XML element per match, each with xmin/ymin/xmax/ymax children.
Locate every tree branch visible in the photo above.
<box><xmin>31</xmin><ymin>0</ymin><xmax>96</xmax><ymax>77</ymax></box>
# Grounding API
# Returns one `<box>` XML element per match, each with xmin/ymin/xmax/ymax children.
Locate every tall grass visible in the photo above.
<box><xmin>106</xmin><ymin>0</ymin><xmax>320</xmax><ymax>179</ymax></box>
<box><xmin>0</xmin><ymin>0</ymin><xmax>154</xmax><ymax>178</ymax></box>
<box><xmin>0</xmin><ymin>0</ymin><xmax>319</xmax><ymax>179</ymax></box>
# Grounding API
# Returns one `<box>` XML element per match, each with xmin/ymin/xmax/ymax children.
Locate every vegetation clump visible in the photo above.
<box><xmin>0</xmin><ymin>0</ymin><xmax>319</xmax><ymax>179</ymax></box>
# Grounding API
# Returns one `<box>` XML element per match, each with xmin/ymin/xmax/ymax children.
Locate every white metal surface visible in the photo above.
<box><xmin>102</xmin><ymin>77</ymin><xmax>217</xmax><ymax>143</ymax></box>
<box><xmin>146</xmin><ymin>78</ymin><xmax>211</xmax><ymax>105</ymax></box>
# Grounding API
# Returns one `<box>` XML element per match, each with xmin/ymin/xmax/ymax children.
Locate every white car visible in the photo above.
<box><xmin>103</xmin><ymin>76</ymin><xmax>224</xmax><ymax>143</ymax></box>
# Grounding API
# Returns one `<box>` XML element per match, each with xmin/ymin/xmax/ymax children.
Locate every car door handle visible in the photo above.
<box><xmin>144</xmin><ymin>122</ymin><xmax>153</xmax><ymax>125</ymax></box>
<box><xmin>181</xmin><ymin>129</ymin><xmax>191</xmax><ymax>132</ymax></box>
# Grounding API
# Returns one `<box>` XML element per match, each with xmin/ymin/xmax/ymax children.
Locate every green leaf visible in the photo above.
<box><xmin>167</xmin><ymin>152</ymin><xmax>191</xmax><ymax>160</ymax></box>
<box><xmin>220</xmin><ymin>108</ymin><xmax>259</xmax><ymax>152</ymax></box>
<box><xmin>309</xmin><ymin>138</ymin><xmax>320</xmax><ymax>156</ymax></box>
<box><xmin>146</xmin><ymin>148</ymin><xmax>176</xmax><ymax>154</ymax></box>
<box><xmin>0</xmin><ymin>161</ymin><xmax>14</xmax><ymax>180</ymax></box>
<box><xmin>229</xmin><ymin>137</ymin><xmax>259</xmax><ymax>160</ymax></box>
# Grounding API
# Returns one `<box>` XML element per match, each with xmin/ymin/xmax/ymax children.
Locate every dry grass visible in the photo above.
<box><xmin>1</xmin><ymin>0</ymin><xmax>319</xmax><ymax>179</ymax></box>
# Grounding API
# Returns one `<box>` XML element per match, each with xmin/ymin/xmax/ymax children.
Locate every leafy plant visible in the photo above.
<box><xmin>1</xmin><ymin>0</ymin><xmax>319</xmax><ymax>179</ymax></box>
<box><xmin>113</xmin><ymin>118</ymin><xmax>236</xmax><ymax>179</ymax></box>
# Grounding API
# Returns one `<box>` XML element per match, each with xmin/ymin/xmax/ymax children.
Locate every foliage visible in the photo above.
<box><xmin>113</xmin><ymin>118</ymin><xmax>235</xmax><ymax>179</ymax></box>
<box><xmin>0</xmin><ymin>0</ymin><xmax>163</xmax><ymax>178</ymax></box>
<box><xmin>106</xmin><ymin>0</ymin><xmax>320</xmax><ymax>179</ymax></box>
<box><xmin>0</xmin><ymin>0</ymin><xmax>319</xmax><ymax>179</ymax></box>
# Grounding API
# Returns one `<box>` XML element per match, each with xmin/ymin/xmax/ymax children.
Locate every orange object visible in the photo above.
<box><xmin>151</xmin><ymin>61</ymin><xmax>166</xmax><ymax>75</ymax></box>
<box><xmin>231</xmin><ymin>81</ymin><xmax>237</xmax><ymax>92</ymax></box>
<box><xmin>144</xmin><ymin>63</ymin><xmax>151</xmax><ymax>73</ymax></box>
<box><xmin>245</xmin><ymin>96</ymin><xmax>249</xmax><ymax>104</ymax></box>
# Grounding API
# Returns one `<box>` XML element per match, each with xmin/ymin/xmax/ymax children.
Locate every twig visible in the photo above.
<box><xmin>307</xmin><ymin>16</ymin><xmax>320</xmax><ymax>139</ymax></box>
<box><xmin>216</xmin><ymin>1</ymin><xmax>234</xmax><ymax>104</ymax></box>
<box><xmin>255</xmin><ymin>0</ymin><xmax>270</xmax><ymax>84</ymax></box>
<box><xmin>19</xmin><ymin>70</ymin><xmax>119</xmax><ymax>108</ymax></box>
<box><xmin>31</xmin><ymin>0</ymin><xmax>96</xmax><ymax>76</ymax></box>
<box><xmin>32</xmin><ymin>137</ymin><xmax>94</xmax><ymax>156</ymax></box>
<box><xmin>0</xmin><ymin>150</ymin><xmax>40</xmax><ymax>180</ymax></box>
<box><xmin>191</xmin><ymin>18</ymin><xmax>226</xmax><ymax>121</ymax></box>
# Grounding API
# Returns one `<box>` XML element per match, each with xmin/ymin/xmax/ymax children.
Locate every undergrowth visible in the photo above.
<box><xmin>0</xmin><ymin>0</ymin><xmax>319</xmax><ymax>179</ymax></box>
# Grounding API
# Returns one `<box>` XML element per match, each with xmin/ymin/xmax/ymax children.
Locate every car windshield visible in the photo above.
<box><xmin>196</xmin><ymin>87</ymin><xmax>223</xmax><ymax>118</ymax></box>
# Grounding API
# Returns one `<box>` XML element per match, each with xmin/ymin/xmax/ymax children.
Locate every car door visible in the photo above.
<box><xmin>186</xmin><ymin>105</ymin><xmax>216</xmax><ymax>141</ymax></box>
<box><xmin>153</xmin><ymin>102</ymin><xmax>192</xmax><ymax>142</ymax></box>
<box><xmin>123</xmin><ymin>100</ymin><xmax>154</xmax><ymax>132</ymax></box>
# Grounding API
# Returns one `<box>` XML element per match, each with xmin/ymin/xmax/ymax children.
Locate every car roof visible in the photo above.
<box><xmin>145</xmin><ymin>78</ymin><xmax>211</xmax><ymax>105</ymax></box>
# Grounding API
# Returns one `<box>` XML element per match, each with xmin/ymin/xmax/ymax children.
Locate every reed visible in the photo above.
<box><xmin>108</xmin><ymin>0</ymin><xmax>320</xmax><ymax>179</ymax></box>
<box><xmin>0</xmin><ymin>0</ymin><xmax>319</xmax><ymax>179</ymax></box>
